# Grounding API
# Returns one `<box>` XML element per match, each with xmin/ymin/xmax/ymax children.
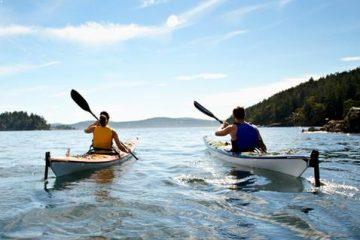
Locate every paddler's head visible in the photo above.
<box><xmin>233</xmin><ymin>107</ymin><xmax>245</xmax><ymax>123</ymax></box>
<box><xmin>99</xmin><ymin>111</ymin><xmax>109</xmax><ymax>127</ymax></box>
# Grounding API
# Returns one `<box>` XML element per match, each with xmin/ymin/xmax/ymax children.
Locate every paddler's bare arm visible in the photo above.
<box><xmin>112</xmin><ymin>131</ymin><xmax>129</xmax><ymax>153</ymax></box>
<box><xmin>84</xmin><ymin>121</ymin><xmax>98</xmax><ymax>133</ymax></box>
<box><xmin>215</xmin><ymin>122</ymin><xmax>232</xmax><ymax>136</ymax></box>
<box><xmin>256</xmin><ymin>130</ymin><xmax>267</xmax><ymax>153</ymax></box>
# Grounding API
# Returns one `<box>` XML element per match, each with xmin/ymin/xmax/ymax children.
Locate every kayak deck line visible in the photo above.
<box><xmin>204</xmin><ymin>136</ymin><xmax>320</xmax><ymax>187</ymax></box>
<box><xmin>50</xmin><ymin>157</ymin><xmax>122</xmax><ymax>164</ymax></box>
<box><xmin>49</xmin><ymin>153</ymin><xmax>128</xmax><ymax>163</ymax></box>
<box><xmin>44</xmin><ymin>138</ymin><xmax>138</xmax><ymax>179</ymax></box>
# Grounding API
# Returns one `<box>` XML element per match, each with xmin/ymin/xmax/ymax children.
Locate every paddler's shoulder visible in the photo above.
<box><xmin>229</xmin><ymin>124</ymin><xmax>238</xmax><ymax>131</ymax></box>
<box><xmin>245</xmin><ymin>121</ymin><xmax>257</xmax><ymax>128</ymax></box>
<box><xmin>109</xmin><ymin>127</ymin><xmax>117</xmax><ymax>134</ymax></box>
<box><xmin>107</xmin><ymin>126</ymin><xmax>115</xmax><ymax>131</ymax></box>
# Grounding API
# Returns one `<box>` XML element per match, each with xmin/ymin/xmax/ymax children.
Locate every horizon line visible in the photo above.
<box><xmin>51</xmin><ymin>116</ymin><xmax>218</xmax><ymax>125</ymax></box>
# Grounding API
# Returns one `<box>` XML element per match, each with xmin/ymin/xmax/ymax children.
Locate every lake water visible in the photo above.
<box><xmin>0</xmin><ymin>127</ymin><xmax>359</xmax><ymax>239</ymax></box>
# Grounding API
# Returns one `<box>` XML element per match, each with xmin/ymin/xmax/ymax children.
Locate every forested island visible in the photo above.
<box><xmin>50</xmin><ymin>124</ymin><xmax>75</xmax><ymax>130</ymax></box>
<box><xmin>245</xmin><ymin>67</ymin><xmax>360</xmax><ymax>127</ymax></box>
<box><xmin>0</xmin><ymin>111</ymin><xmax>50</xmax><ymax>131</ymax></box>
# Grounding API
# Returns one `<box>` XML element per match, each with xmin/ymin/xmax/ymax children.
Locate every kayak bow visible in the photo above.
<box><xmin>45</xmin><ymin>138</ymin><xmax>138</xmax><ymax>178</ymax></box>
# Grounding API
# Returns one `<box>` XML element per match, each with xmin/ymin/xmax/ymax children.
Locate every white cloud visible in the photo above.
<box><xmin>43</xmin><ymin>22</ymin><xmax>162</xmax><ymax>45</ymax></box>
<box><xmin>160</xmin><ymin>0</ymin><xmax>225</xmax><ymax>31</ymax></box>
<box><xmin>0</xmin><ymin>25</ymin><xmax>33</xmax><ymax>36</ymax></box>
<box><xmin>224</xmin><ymin>0</ymin><xmax>293</xmax><ymax>22</ymax></box>
<box><xmin>49</xmin><ymin>90</ymin><xmax>68</xmax><ymax>98</ymax></box>
<box><xmin>0</xmin><ymin>22</ymin><xmax>165</xmax><ymax>46</ymax></box>
<box><xmin>223</xmin><ymin>3</ymin><xmax>267</xmax><ymax>21</ymax></box>
<box><xmin>0</xmin><ymin>0</ymin><xmax>224</xmax><ymax>45</ymax></box>
<box><xmin>197</xmin><ymin>74</ymin><xmax>319</xmax><ymax>119</ymax></box>
<box><xmin>340</xmin><ymin>56</ymin><xmax>360</xmax><ymax>62</ymax></box>
<box><xmin>223</xmin><ymin>29</ymin><xmax>247</xmax><ymax>39</ymax></box>
<box><xmin>177</xmin><ymin>0</ymin><xmax>224</xmax><ymax>27</ymax></box>
<box><xmin>189</xmin><ymin>29</ymin><xmax>247</xmax><ymax>46</ymax></box>
<box><xmin>0</xmin><ymin>61</ymin><xmax>60</xmax><ymax>75</ymax></box>
<box><xmin>278</xmin><ymin>0</ymin><xmax>294</xmax><ymax>7</ymax></box>
<box><xmin>140</xmin><ymin>0</ymin><xmax>170</xmax><ymax>8</ymax></box>
<box><xmin>176</xmin><ymin>73</ymin><xmax>227</xmax><ymax>81</ymax></box>
<box><xmin>84</xmin><ymin>81</ymin><xmax>148</xmax><ymax>95</ymax></box>
<box><xmin>6</xmin><ymin>86</ymin><xmax>48</xmax><ymax>96</ymax></box>
<box><xmin>166</xmin><ymin>15</ymin><xmax>183</xmax><ymax>28</ymax></box>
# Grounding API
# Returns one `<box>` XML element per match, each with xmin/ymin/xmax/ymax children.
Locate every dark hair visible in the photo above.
<box><xmin>100</xmin><ymin>111</ymin><xmax>109</xmax><ymax>120</ymax></box>
<box><xmin>233</xmin><ymin>107</ymin><xmax>245</xmax><ymax>120</ymax></box>
<box><xmin>99</xmin><ymin>111</ymin><xmax>109</xmax><ymax>127</ymax></box>
<box><xmin>99</xmin><ymin>115</ymin><xmax>107</xmax><ymax>127</ymax></box>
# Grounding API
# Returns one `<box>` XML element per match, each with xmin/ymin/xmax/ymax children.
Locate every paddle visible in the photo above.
<box><xmin>71</xmin><ymin>89</ymin><xmax>138</xmax><ymax>160</ymax></box>
<box><xmin>193</xmin><ymin>101</ymin><xmax>223</xmax><ymax>124</ymax></box>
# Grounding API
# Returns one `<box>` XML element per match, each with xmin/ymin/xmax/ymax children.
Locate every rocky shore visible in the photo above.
<box><xmin>305</xmin><ymin>107</ymin><xmax>360</xmax><ymax>133</ymax></box>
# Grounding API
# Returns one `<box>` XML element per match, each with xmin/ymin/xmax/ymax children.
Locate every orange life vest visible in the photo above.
<box><xmin>93</xmin><ymin>125</ymin><xmax>113</xmax><ymax>150</ymax></box>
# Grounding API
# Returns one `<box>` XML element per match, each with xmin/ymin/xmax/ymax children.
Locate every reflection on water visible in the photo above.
<box><xmin>91</xmin><ymin>168</ymin><xmax>115</xmax><ymax>184</ymax></box>
<box><xmin>0</xmin><ymin>127</ymin><xmax>359</xmax><ymax>239</ymax></box>
<box><xmin>49</xmin><ymin>168</ymin><xmax>116</xmax><ymax>192</ymax></box>
<box><xmin>228</xmin><ymin>168</ymin><xmax>305</xmax><ymax>193</ymax></box>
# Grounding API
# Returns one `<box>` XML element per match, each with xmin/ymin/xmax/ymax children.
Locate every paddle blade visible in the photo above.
<box><xmin>194</xmin><ymin>101</ymin><xmax>216</xmax><ymax>118</ymax></box>
<box><xmin>71</xmin><ymin>89</ymin><xmax>91</xmax><ymax>113</ymax></box>
<box><xmin>194</xmin><ymin>101</ymin><xmax>223</xmax><ymax>123</ymax></box>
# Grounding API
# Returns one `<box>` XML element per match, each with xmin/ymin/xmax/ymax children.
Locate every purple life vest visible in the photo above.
<box><xmin>232</xmin><ymin>123</ymin><xmax>258</xmax><ymax>152</ymax></box>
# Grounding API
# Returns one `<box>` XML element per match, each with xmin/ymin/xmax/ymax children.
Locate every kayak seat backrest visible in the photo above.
<box><xmin>88</xmin><ymin>148</ymin><xmax>118</xmax><ymax>155</ymax></box>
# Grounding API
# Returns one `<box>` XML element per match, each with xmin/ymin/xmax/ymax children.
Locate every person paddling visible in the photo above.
<box><xmin>215</xmin><ymin>107</ymin><xmax>267</xmax><ymax>153</ymax></box>
<box><xmin>84</xmin><ymin>111</ymin><xmax>129</xmax><ymax>153</ymax></box>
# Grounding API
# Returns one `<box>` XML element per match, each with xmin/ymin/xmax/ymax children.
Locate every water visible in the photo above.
<box><xmin>0</xmin><ymin>127</ymin><xmax>359</xmax><ymax>239</ymax></box>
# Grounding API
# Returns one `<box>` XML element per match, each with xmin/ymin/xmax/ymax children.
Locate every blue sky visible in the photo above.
<box><xmin>0</xmin><ymin>0</ymin><xmax>359</xmax><ymax>123</ymax></box>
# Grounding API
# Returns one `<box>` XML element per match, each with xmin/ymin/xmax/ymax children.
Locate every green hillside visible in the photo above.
<box><xmin>0</xmin><ymin>111</ymin><xmax>50</xmax><ymax>131</ymax></box>
<box><xmin>246</xmin><ymin>67</ymin><xmax>360</xmax><ymax>126</ymax></box>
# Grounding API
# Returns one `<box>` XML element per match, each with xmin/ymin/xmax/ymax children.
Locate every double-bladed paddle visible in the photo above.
<box><xmin>193</xmin><ymin>101</ymin><xmax>223</xmax><ymax>124</ymax></box>
<box><xmin>71</xmin><ymin>89</ymin><xmax>138</xmax><ymax>160</ymax></box>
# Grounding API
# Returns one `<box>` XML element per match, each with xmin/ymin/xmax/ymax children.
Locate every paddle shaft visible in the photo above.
<box><xmin>212</xmin><ymin>116</ymin><xmax>223</xmax><ymax>124</ymax></box>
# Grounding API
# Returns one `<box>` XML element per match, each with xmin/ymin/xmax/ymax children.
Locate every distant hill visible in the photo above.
<box><xmin>244</xmin><ymin>67</ymin><xmax>360</xmax><ymax>126</ymax></box>
<box><xmin>53</xmin><ymin>117</ymin><xmax>218</xmax><ymax>129</ymax></box>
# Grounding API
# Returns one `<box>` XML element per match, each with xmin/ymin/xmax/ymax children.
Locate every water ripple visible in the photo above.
<box><xmin>0</xmin><ymin>127</ymin><xmax>359</xmax><ymax>238</ymax></box>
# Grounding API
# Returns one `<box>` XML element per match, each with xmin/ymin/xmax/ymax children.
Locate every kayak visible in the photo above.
<box><xmin>204</xmin><ymin>136</ymin><xmax>318</xmax><ymax>178</ymax></box>
<box><xmin>45</xmin><ymin>138</ymin><xmax>138</xmax><ymax>178</ymax></box>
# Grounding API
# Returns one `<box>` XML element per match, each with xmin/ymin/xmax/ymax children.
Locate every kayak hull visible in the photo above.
<box><xmin>204</xmin><ymin>136</ymin><xmax>309</xmax><ymax>177</ymax></box>
<box><xmin>49</xmin><ymin>138</ymin><xmax>138</xmax><ymax>177</ymax></box>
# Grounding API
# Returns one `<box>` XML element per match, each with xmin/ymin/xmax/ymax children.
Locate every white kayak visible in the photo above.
<box><xmin>45</xmin><ymin>138</ymin><xmax>138</xmax><ymax>177</ymax></box>
<box><xmin>204</xmin><ymin>136</ymin><xmax>319</xmax><ymax>178</ymax></box>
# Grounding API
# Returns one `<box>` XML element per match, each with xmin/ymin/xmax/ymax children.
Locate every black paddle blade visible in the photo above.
<box><xmin>194</xmin><ymin>101</ymin><xmax>216</xmax><ymax>118</ymax></box>
<box><xmin>194</xmin><ymin>101</ymin><xmax>223</xmax><ymax>124</ymax></box>
<box><xmin>71</xmin><ymin>89</ymin><xmax>91</xmax><ymax>113</ymax></box>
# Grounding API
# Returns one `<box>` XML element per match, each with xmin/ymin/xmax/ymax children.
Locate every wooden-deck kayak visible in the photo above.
<box><xmin>45</xmin><ymin>138</ymin><xmax>138</xmax><ymax>178</ymax></box>
<box><xmin>204</xmin><ymin>136</ymin><xmax>320</xmax><ymax>181</ymax></box>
